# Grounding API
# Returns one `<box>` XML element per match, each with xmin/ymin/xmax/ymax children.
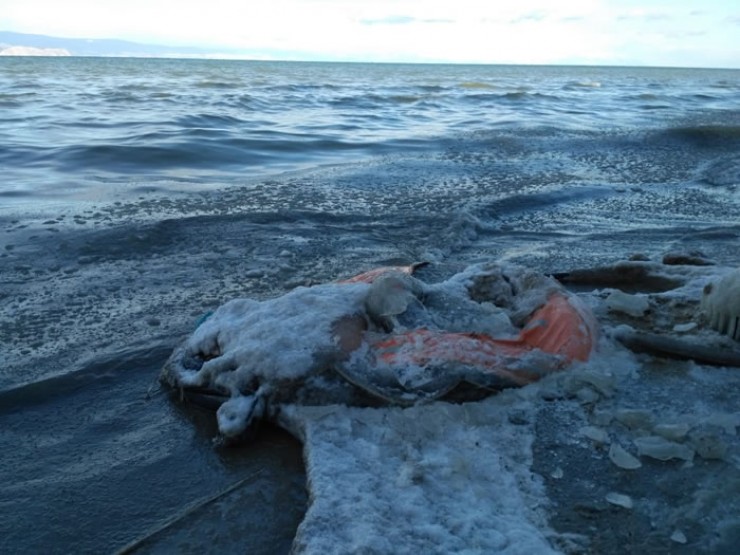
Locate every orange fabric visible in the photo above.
<box><xmin>370</xmin><ymin>330</ymin><xmax>539</xmax><ymax>385</ymax></box>
<box><xmin>518</xmin><ymin>293</ymin><xmax>597</xmax><ymax>362</ymax></box>
<box><xmin>367</xmin><ymin>292</ymin><xmax>597</xmax><ymax>384</ymax></box>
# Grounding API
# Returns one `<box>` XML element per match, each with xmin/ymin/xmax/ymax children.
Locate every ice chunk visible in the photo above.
<box><xmin>608</xmin><ymin>443</ymin><xmax>642</xmax><ymax>469</ymax></box>
<box><xmin>606</xmin><ymin>290</ymin><xmax>650</xmax><ymax>317</ymax></box>
<box><xmin>563</xmin><ymin>369</ymin><xmax>616</xmax><ymax>398</ymax></box>
<box><xmin>689</xmin><ymin>426</ymin><xmax>728</xmax><ymax>460</ymax></box>
<box><xmin>633</xmin><ymin>436</ymin><xmax>694</xmax><ymax>462</ymax></box>
<box><xmin>653</xmin><ymin>423</ymin><xmax>690</xmax><ymax>441</ymax></box>
<box><xmin>705</xmin><ymin>413</ymin><xmax>740</xmax><ymax>435</ymax></box>
<box><xmin>670</xmin><ymin>530</ymin><xmax>688</xmax><ymax>544</ymax></box>
<box><xmin>615</xmin><ymin>409</ymin><xmax>654</xmax><ymax>430</ymax></box>
<box><xmin>216</xmin><ymin>395</ymin><xmax>264</xmax><ymax>438</ymax></box>
<box><xmin>576</xmin><ymin>387</ymin><xmax>600</xmax><ymax>404</ymax></box>
<box><xmin>580</xmin><ymin>426</ymin><xmax>609</xmax><ymax>444</ymax></box>
<box><xmin>591</xmin><ymin>408</ymin><xmax>613</xmax><ymax>427</ymax></box>
<box><xmin>605</xmin><ymin>492</ymin><xmax>634</xmax><ymax>509</ymax></box>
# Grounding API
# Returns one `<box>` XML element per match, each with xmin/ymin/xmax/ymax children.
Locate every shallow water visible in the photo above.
<box><xmin>1</xmin><ymin>59</ymin><xmax>739</xmax><ymax>553</ymax></box>
<box><xmin>0</xmin><ymin>345</ymin><xmax>306</xmax><ymax>554</ymax></box>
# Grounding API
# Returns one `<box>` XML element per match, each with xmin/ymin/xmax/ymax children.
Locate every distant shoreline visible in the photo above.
<box><xmin>1</xmin><ymin>30</ymin><xmax>739</xmax><ymax>70</ymax></box>
<box><xmin>0</xmin><ymin>54</ymin><xmax>736</xmax><ymax>72</ymax></box>
<box><xmin>0</xmin><ymin>45</ymin><xmax>70</xmax><ymax>56</ymax></box>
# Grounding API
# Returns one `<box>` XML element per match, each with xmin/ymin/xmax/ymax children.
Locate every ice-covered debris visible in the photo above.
<box><xmin>615</xmin><ymin>326</ymin><xmax>740</xmax><ymax>367</ymax></box>
<box><xmin>701</xmin><ymin>267</ymin><xmax>740</xmax><ymax>341</ymax></box>
<box><xmin>633</xmin><ymin>436</ymin><xmax>694</xmax><ymax>462</ymax></box>
<box><xmin>672</xmin><ymin>322</ymin><xmax>697</xmax><ymax>333</ymax></box>
<box><xmin>552</xmin><ymin>260</ymin><xmax>687</xmax><ymax>292</ymax></box>
<box><xmin>608</xmin><ymin>443</ymin><xmax>642</xmax><ymax>469</ymax></box>
<box><xmin>551</xmin><ymin>467</ymin><xmax>564</xmax><ymax>479</ymax></box>
<box><xmin>662</xmin><ymin>251</ymin><xmax>713</xmax><ymax>266</ymax></box>
<box><xmin>605</xmin><ymin>492</ymin><xmax>634</xmax><ymax>509</ymax></box>
<box><xmin>167</xmin><ymin>282</ymin><xmax>370</xmax><ymax>387</ymax></box>
<box><xmin>670</xmin><ymin>530</ymin><xmax>688</xmax><ymax>544</ymax></box>
<box><xmin>462</xmin><ymin>262</ymin><xmax>557</xmax><ymax>325</ymax></box>
<box><xmin>163</xmin><ymin>261</ymin><xmax>602</xmax><ymax>438</ymax></box>
<box><xmin>606</xmin><ymin>290</ymin><xmax>650</xmax><ymax>317</ymax></box>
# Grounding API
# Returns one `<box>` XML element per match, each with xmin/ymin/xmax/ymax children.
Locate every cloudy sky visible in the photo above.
<box><xmin>2</xmin><ymin>0</ymin><xmax>739</xmax><ymax>67</ymax></box>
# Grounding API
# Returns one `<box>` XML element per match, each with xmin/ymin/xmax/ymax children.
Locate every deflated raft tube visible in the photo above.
<box><xmin>332</xmin><ymin>264</ymin><xmax>599</xmax><ymax>403</ymax></box>
<box><xmin>367</xmin><ymin>293</ymin><xmax>597</xmax><ymax>385</ymax></box>
<box><xmin>332</xmin><ymin>291</ymin><xmax>600</xmax><ymax>406</ymax></box>
<box><xmin>344</xmin><ymin>262</ymin><xmax>598</xmax><ymax>377</ymax></box>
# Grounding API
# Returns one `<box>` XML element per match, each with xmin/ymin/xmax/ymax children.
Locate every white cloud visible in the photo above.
<box><xmin>1</xmin><ymin>0</ymin><xmax>738</xmax><ymax>67</ymax></box>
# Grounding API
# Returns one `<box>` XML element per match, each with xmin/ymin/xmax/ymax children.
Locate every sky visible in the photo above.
<box><xmin>1</xmin><ymin>0</ymin><xmax>739</xmax><ymax>68</ymax></box>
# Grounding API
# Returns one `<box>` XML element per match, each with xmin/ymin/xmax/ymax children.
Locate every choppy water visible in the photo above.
<box><xmin>2</xmin><ymin>58</ymin><xmax>739</xmax><ymax>201</ymax></box>
<box><xmin>1</xmin><ymin>58</ymin><xmax>739</xmax><ymax>553</ymax></box>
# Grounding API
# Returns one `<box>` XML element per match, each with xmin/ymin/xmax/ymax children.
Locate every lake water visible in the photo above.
<box><xmin>1</xmin><ymin>58</ymin><xmax>739</xmax><ymax>553</ymax></box>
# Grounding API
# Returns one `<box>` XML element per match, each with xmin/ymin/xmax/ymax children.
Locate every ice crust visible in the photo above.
<box><xmin>176</xmin><ymin>282</ymin><xmax>370</xmax><ymax>389</ymax></box>
<box><xmin>283</xmin><ymin>393</ymin><xmax>559</xmax><ymax>555</ymax></box>
<box><xmin>702</xmin><ymin>267</ymin><xmax>740</xmax><ymax>340</ymax></box>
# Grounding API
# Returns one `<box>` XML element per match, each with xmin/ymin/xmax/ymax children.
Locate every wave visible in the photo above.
<box><xmin>329</xmin><ymin>93</ymin><xmax>426</xmax><ymax>109</ymax></box>
<box><xmin>460</xmin><ymin>91</ymin><xmax>561</xmax><ymax>104</ymax></box>
<box><xmin>563</xmin><ymin>80</ymin><xmax>601</xmax><ymax>89</ymax></box>
<box><xmin>194</xmin><ymin>79</ymin><xmax>244</xmax><ymax>90</ymax></box>
<box><xmin>700</xmin><ymin>155</ymin><xmax>740</xmax><ymax>186</ymax></box>
<box><xmin>174</xmin><ymin>113</ymin><xmax>248</xmax><ymax>128</ymax></box>
<box><xmin>0</xmin><ymin>342</ymin><xmax>172</xmax><ymax>409</ymax></box>
<box><xmin>659</xmin><ymin>124</ymin><xmax>740</xmax><ymax>148</ymax></box>
<box><xmin>2</xmin><ymin>59</ymin><xmax>740</xmax><ymax>203</ymax></box>
<box><xmin>459</xmin><ymin>81</ymin><xmax>497</xmax><ymax>90</ymax></box>
<box><xmin>0</xmin><ymin>91</ymin><xmax>37</xmax><ymax>108</ymax></box>
<box><xmin>482</xmin><ymin>186</ymin><xmax>613</xmax><ymax>218</ymax></box>
<box><xmin>1</xmin><ymin>131</ymin><xmax>429</xmax><ymax>176</ymax></box>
